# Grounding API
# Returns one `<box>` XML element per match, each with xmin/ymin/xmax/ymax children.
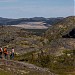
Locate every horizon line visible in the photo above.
<box><xmin>0</xmin><ymin>15</ymin><xmax>74</xmax><ymax>19</ymax></box>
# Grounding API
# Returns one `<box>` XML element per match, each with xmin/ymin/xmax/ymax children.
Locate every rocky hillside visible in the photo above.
<box><xmin>45</xmin><ymin>16</ymin><xmax>75</xmax><ymax>41</ymax></box>
<box><xmin>0</xmin><ymin>26</ymin><xmax>46</xmax><ymax>54</ymax></box>
<box><xmin>0</xmin><ymin>16</ymin><xmax>75</xmax><ymax>75</ymax></box>
<box><xmin>18</xmin><ymin>16</ymin><xmax>75</xmax><ymax>75</ymax></box>
<box><xmin>10</xmin><ymin>16</ymin><xmax>75</xmax><ymax>75</ymax></box>
<box><xmin>43</xmin><ymin>16</ymin><xmax>75</xmax><ymax>54</ymax></box>
<box><xmin>0</xmin><ymin>25</ymin><xmax>56</xmax><ymax>75</ymax></box>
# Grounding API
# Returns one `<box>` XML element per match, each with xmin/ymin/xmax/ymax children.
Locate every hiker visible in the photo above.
<box><xmin>0</xmin><ymin>47</ymin><xmax>3</xmax><ymax>59</ymax></box>
<box><xmin>3</xmin><ymin>47</ymin><xmax>8</xmax><ymax>59</ymax></box>
<box><xmin>10</xmin><ymin>51</ymin><xmax>12</xmax><ymax>59</ymax></box>
<box><xmin>10</xmin><ymin>47</ymin><xmax>15</xmax><ymax>59</ymax></box>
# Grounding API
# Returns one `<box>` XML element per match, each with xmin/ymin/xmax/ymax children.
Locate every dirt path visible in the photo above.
<box><xmin>0</xmin><ymin>59</ymin><xmax>57</xmax><ymax>75</ymax></box>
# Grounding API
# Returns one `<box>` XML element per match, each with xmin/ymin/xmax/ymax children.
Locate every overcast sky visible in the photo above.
<box><xmin>0</xmin><ymin>0</ymin><xmax>74</xmax><ymax>18</ymax></box>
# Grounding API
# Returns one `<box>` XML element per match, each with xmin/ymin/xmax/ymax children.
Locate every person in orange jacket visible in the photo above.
<box><xmin>3</xmin><ymin>47</ymin><xmax>8</xmax><ymax>59</ymax></box>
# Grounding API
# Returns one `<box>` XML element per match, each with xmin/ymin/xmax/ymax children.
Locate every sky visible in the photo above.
<box><xmin>0</xmin><ymin>0</ymin><xmax>74</xmax><ymax>18</ymax></box>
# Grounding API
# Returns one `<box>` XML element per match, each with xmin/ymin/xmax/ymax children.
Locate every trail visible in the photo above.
<box><xmin>0</xmin><ymin>59</ymin><xmax>57</xmax><ymax>75</ymax></box>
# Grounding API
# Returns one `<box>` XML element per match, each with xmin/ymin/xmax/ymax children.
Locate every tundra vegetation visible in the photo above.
<box><xmin>0</xmin><ymin>16</ymin><xmax>75</xmax><ymax>75</ymax></box>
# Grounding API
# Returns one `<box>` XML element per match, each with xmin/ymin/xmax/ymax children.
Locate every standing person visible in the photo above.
<box><xmin>0</xmin><ymin>47</ymin><xmax>3</xmax><ymax>59</ymax></box>
<box><xmin>11</xmin><ymin>47</ymin><xmax>15</xmax><ymax>59</ymax></box>
<box><xmin>10</xmin><ymin>52</ymin><xmax>12</xmax><ymax>60</ymax></box>
<box><xmin>3</xmin><ymin>47</ymin><xmax>8</xmax><ymax>59</ymax></box>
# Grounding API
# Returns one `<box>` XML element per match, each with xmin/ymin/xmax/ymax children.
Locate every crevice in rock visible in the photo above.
<box><xmin>62</xmin><ymin>28</ymin><xmax>75</xmax><ymax>38</ymax></box>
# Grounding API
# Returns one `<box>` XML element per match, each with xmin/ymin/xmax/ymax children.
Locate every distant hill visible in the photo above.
<box><xmin>0</xmin><ymin>17</ymin><xmax>64</xmax><ymax>25</ymax></box>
